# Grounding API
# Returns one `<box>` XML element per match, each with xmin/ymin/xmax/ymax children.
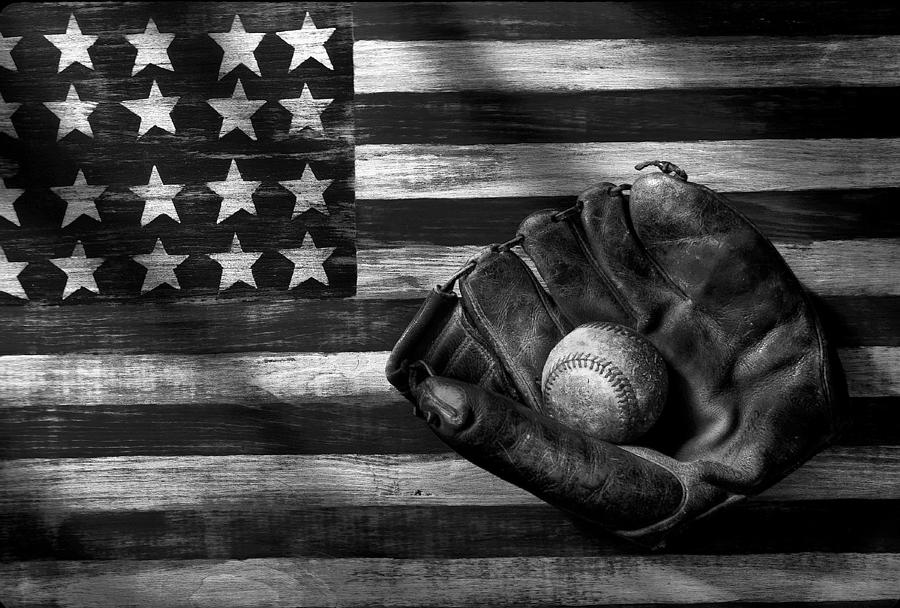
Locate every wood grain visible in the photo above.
<box><xmin>356</xmin><ymin>140</ymin><xmax>900</xmax><ymax>198</ymax></box>
<box><xmin>354</xmin><ymin>37</ymin><xmax>900</xmax><ymax>93</ymax></box>
<box><xmin>3</xmin><ymin>500</ymin><xmax>898</xmax><ymax>561</ymax></box>
<box><xmin>355</xmin><ymin>241</ymin><xmax>900</xmax><ymax>298</ymax></box>
<box><xmin>355</xmin><ymin>88</ymin><xmax>900</xmax><ymax>144</ymax></box>
<box><xmin>0</xmin><ymin>346</ymin><xmax>894</xmax><ymax>409</ymax></box>
<box><xmin>354</xmin><ymin>1</ymin><xmax>900</xmax><ymax>40</ymax></box>
<box><xmin>0</xmin><ymin>295</ymin><xmax>897</xmax><ymax>356</ymax></box>
<box><xmin>0</xmin><ymin>397</ymin><xmax>892</xmax><ymax>459</ymax></box>
<box><xmin>357</xmin><ymin>189</ymin><xmax>900</xmax><ymax>246</ymax></box>
<box><xmin>2</xmin><ymin>447</ymin><xmax>898</xmax><ymax>515</ymax></box>
<box><xmin>1</xmin><ymin>553</ymin><xmax>898</xmax><ymax>607</ymax></box>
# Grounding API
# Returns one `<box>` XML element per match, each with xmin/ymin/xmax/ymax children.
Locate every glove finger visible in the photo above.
<box><xmin>458</xmin><ymin>248</ymin><xmax>570</xmax><ymax>412</ymax></box>
<box><xmin>578</xmin><ymin>183</ymin><xmax>685</xmax><ymax>333</ymax></box>
<box><xmin>623</xmin><ymin>167</ymin><xmax>807</xmax><ymax>333</ymax></box>
<box><xmin>412</xmin><ymin>375</ymin><xmax>698</xmax><ymax>537</ymax></box>
<box><xmin>518</xmin><ymin>201</ymin><xmax>633</xmax><ymax>328</ymax></box>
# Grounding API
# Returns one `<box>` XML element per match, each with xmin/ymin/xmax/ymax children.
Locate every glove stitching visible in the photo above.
<box><xmin>544</xmin><ymin>352</ymin><xmax>637</xmax><ymax>432</ymax></box>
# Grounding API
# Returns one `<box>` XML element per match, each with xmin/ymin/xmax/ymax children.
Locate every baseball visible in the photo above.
<box><xmin>541</xmin><ymin>322</ymin><xmax>668</xmax><ymax>443</ymax></box>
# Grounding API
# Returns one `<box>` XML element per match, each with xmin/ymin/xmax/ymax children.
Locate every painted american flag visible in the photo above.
<box><xmin>0</xmin><ymin>3</ymin><xmax>355</xmax><ymax>303</ymax></box>
<box><xmin>1</xmin><ymin>2</ymin><xmax>899</xmax><ymax>606</ymax></box>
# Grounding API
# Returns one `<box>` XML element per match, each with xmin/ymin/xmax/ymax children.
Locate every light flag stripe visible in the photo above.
<box><xmin>1</xmin><ymin>447</ymin><xmax>898</xmax><ymax>513</ymax></box>
<box><xmin>355</xmin><ymin>241</ymin><xmax>900</xmax><ymax>298</ymax></box>
<box><xmin>354</xmin><ymin>37</ymin><xmax>900</xmax><ymax>93</ymax></box>
<box><xmin>0</xmin><ymin>346</ymin><xmax>895</xmax><ymax>408</ymax></box>
<box><xmin>2</xmin><ymin>553</ymin><xmax>899</xmax><ymax>606</ymax></box>
<box><xmin>355</xmin><ymin>139</ymin><xmax>900</xmax><ymax>198</ymax></box>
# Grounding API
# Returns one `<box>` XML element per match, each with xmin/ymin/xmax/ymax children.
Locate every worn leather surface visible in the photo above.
<box><xmin>385</xmin><ymin>163</ymin><xmax>847</xmax><ymax>547</ymax></box>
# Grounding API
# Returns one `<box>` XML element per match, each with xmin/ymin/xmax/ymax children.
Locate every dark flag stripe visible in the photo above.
<box><xmin>354</xmin><ymin>1</ymin><xmax>900</xmax><ymax>40</ymax></box>
<box><xmin>2</xmin><ymin>501</ymin><xmax>898</xmax><ymax>561</ymax></box>
<box><xmin>357</xmin><ymin>190</ymin><xmax>900</xmax><ymax>246</ymax></box>
<box><xmin>355</xmin><ymin>89</ymin><xmax>900</xmax><ymax>144</ymax></box>
<box><xmin>0</xmin><ymin>295</ymin><xmax>897</xmax><ymax>355</ymax></box>
<box><xmin>0</xmin><ymin>397</ymin><xmax>894</xmax><ymax>459</ymax></box>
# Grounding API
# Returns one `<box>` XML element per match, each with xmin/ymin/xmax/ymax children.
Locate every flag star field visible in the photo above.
<box><xmin>0</xmin><ymin>3</ymin><xmax>355</xmax><ymax>302</ymax></box>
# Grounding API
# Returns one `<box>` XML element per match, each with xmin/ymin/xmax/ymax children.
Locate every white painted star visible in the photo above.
<box><xmin>209</xmin><ymin>15</ymin><xmax>264</xmax><ymax>79</ymax></box>
<box><xmin>0</xmin><ymin>245</ymin><xmax>28</xmax><ymax>299</ymax></box>
<box><xmin>281</xmin><ymin>232</ymin><xmax>335</xmax><ymax>287</ymax></box>
<box><xmin>1</xmin><ymin>33</ymin><xmax>22</xmax><ymax>72</ymax></box>
<box><xmin>133</xmin><ymin>238</ymin><xmax>188</xmax><ymax>292</ymax></box>
<box><xmin>207</xmin><ymin>79</ymin><xmax>266</xmax><ymax>140</ymax></box>
<box><xmin>125</xmin><ymin>18</ymin><xmax>175</xmax><ymax>76</ymax></box>
<box><xmin>0</xmin><ymin>92</ymin><xmax>21</xmax><ymax>138</ymax></box>
<box><xmin>52</xmin><ymin>241</ymin><xmax>102</xmax><ymax>298</ymax></box>
<box><xmin>280</xmin><ymin>165</ymin><xmax>331</xmax><ymax>218</ymax></box>
<box><xmin>52</xmin><ymin>170</ymin><xmax>106</xmax><ymax>227</ymax></box>
<box><xmin>209</xmin><ymin>233</ymin><xmax>262</xmax><ymax>290</ymax></box>
<box><xmin>132</xmin><ymin>165</ymin><xmax>182</xmax><ymax>225</ymax></box>
<box><xmin>207</xmin><ymin>160</ymin><xmax>261</xmax><ymax>223</ymax></box>
<box><xmin>44</xmin><ymin>84</ymin><xmax>97</xmax><ymax>140</ymax></box>
<box><xmin>0</xmin><ymin>182</ymin><xmax>24</xmax><ymax>226</ymax></box>
<box><xmin>276</xmin><ymin>12</ymin><xmax>335</xmax><ymax>71</ymax></box>
<box><xmin>278</xmin><ymin>84</ymin><xmax>332</xmax><ymax>136</ymax></box>
<box><xmin>44</xmin><ymin>13</ymin><xmax>97</xmax><ymax>72</ymax></box>
<box><xmin>120</xmin><ymin>80</ymin><xmax>179</xmax><ymax>136</ymax></box>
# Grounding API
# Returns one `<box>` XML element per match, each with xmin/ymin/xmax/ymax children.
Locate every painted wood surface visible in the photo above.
<box><xmin>356</xmin><ymin>139</ymin><xmax>900</xmax><ymax>197</ymax></box>
<box><xmin>3</xmin><ymin>2</ymin><xmax>900</xmax><ymax>607</ymax></box>
<box><xmin>0</xmin><ymin>346</ymin><xmax>895</xmax><ymax>409</ymax></box>
<box><xmin>2</xmin><ymin>554</ymin><xmax>900</xmax><ymax>607</ymax></box>
<box><xmin>354</xmin><ymin>38</ymin><xmax>900</xmax><ymax>92</ymax></box>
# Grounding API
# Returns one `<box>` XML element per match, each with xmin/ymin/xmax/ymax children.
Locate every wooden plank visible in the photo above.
<box><xmin>356</xmin><ymin>140</ymin><xmax>900</xmax><ymax>198</ymax></box>
<box><xmin>0</xmin><ymin>397</ymin><xmax>891</xmax><ymax>459</ymax></box>
<box><xmin>1</xmin><ymin>553</ymin><xmax>898</xmax><ymax>606</ymax></box>
<box><xmin>0</xmin><ymin>298</ymin><xmax>418</xmax><ymax>355</ymax></box>
<box><xmin>0</xmin><ymin>295</ymin><xmax>896</xmax><ymax>355</ymax></box>
<box><xmin>354</xmin><ymin>1</ymin><xmax>900</xmax><ymax>40</ymax></box>
<box><xmin>0</xmin><ymin>347</ymin><xmax>894</xmax><ymax>408</ymax></box>
<box><xmin>354</xmin><ymin>38</ymin><xmax>900</xmax><ymax>93</ymax></box>
<box><xmin>355</xmin><ymin>89</ymin><xmax>900</xmax><ymax>144</ymax></box>
<box><xmin>356</xmin><ymin>241</ymin><xmax>900</xmax><ymax>298</ymax></box>
<box><xmin>357</xmin><ymin>190</ymin><xmax>900</xmax><ymax>246</ymax></box>
<box><xmin>1</xmin><ymin>500</ymin><xmax>898</xmax><ymax>561</ymax></box>
<box><xmin>1</xmin><ymin>447</ymin><xmax>897</xmax><ymax>514</ymax></box>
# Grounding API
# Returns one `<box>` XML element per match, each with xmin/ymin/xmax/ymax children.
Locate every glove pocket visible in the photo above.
<box><xmin>386</xmin><ymin>286</ymin><xmax>521</xmax><ymax>403</ymax></box>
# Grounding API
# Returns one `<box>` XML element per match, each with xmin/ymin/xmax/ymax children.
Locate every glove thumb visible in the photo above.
<box><xmin>410</xmin><ymin>374</ymin><xmax>692</xmax><ymax>540</ymax></box>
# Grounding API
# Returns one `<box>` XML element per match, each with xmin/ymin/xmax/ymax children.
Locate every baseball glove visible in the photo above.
<box><xmin>386</xmin><ymin>161</ymin><xmax>847</xmax><ymax>548</ymax></box>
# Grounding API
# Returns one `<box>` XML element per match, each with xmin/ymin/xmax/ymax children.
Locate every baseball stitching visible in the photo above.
<box><xmin>582</xmin><ymin>321</ymin><xmax>634</xmax><ymax>339</ymax></box>
<box><xmin>543</xmin><ymin>352</ymin><xmax>638</xmax><ymax>428</ymax></box>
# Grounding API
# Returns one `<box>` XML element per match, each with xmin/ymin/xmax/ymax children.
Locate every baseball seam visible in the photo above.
<box><xmin>544</xmin><ymin>352</ymin><xmax>638</xmax><ymax>430</ymax></box>
<box><xmin>582</xmin><ymin>321</ymin><xmax>635</xmax><ymax>339</ymax></box>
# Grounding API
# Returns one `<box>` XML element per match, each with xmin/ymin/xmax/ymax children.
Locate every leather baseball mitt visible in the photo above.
<box><xmin>386</xmin><ymin>161</ymin><xmax>847</xmax><ymax>548</ymax></box>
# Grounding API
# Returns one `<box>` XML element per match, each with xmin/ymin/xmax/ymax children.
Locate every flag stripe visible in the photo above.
<box><xmin>356</xmin><ymin>140</ymin><xmax>900</xmax><ymax>198</ymax></box>
<box><xmin>2</xmin><ymin>501</ymin><xmax>898</xmax><ymax>561</ymax></box>
<box><xmin>354</xmin><ymin>1</ymin><xmax>900</xmax><ymax>40</ymax></box>
<box><xmin>2</xmin><ymin>448</ymin><xmax>899</xmax><ymax>514</ymax></box>
<box><xmin>0</xmin><ymin>397</ymin><xmax>893</xmax><ymax>459</ymax></box>
<box><xmin>357</xmin><ymin>190</ymin><xmax>900</xmax><ymax>245</ymax></box>
<box><xmin>0</xmin><ymin>294</ymin><xmax>896</xmax><ymax>355</ymax></box>
<box><xmin>354</xmin><ymin>38</ymin><xmax>900</xmax><ymax>94</ymax></box>
<box><xmin>0</xmin><ymin>347</ymin><xmax>894</xmax><ymax>408</ymax></box>
<box><xmin>355</xmin><ymin>89</ymin><xmax>900</xmax><ymax>144</ymax></box>
<box><xmin>3</xmin><ymin>554</ymin><xmax>899</xmax><ymax>606</ymax></box>
<box><xmin>356</xmin><ymin>241</ymin><xmax>900</xmax><ymax>298</ymax></box>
